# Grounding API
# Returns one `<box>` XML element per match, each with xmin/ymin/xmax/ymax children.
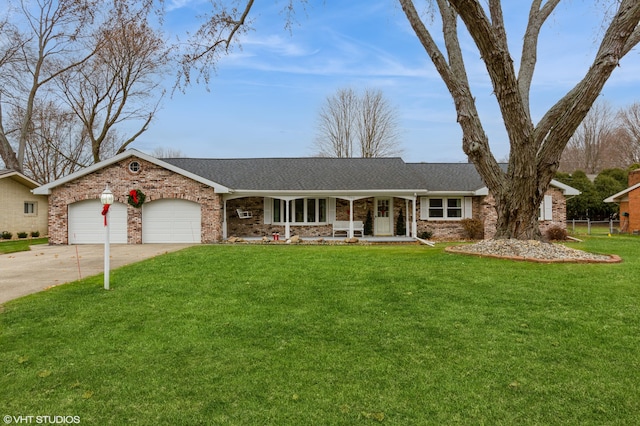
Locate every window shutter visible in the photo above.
<box><xmin>328</xmin><ymin>198</ymin><xmax>336</xmax><ymax>222</ymax></box>
<box><xmin>263</xmin><ymin>197</ymin><xmax>272</xmax><ymax>224</ymax></box>
<box><xmin>419</xmin><ymin>197</ymin><xmax>428</xmax><ymax>220</ymax></box>
<box><xmin>544</xmin><ymin>194</ymin><xmax>553</xmax><ymax>220</ymax></box>
<box><xmin>463</xmin><ymin>197</ymin><xmax>473</xmax><ymax>219</ymax></box>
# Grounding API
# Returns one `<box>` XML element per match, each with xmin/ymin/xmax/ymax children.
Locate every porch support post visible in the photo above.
<box><xmin>405</xmin><ymin>199</ymin><xmax>410</xmax><ymax>237</ymax></box>
<box><xmin>285</xmin><ymin>199</ymin><xmax>291</xmax><ymax>239</ymax></box>
<box><xmin>412</xmin><ymin>195</ymin><xmax>417</xmax><ymax>238</ymax></box>
<box><xmin>349</xmin><ymin>199</ymin><xmax>354</xmax><ymax>238</ymax></box>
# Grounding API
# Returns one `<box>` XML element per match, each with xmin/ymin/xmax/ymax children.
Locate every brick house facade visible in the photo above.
<box><xmin>35</xmin><ymin>150</ymin><xmax>578</xmax><ymax>244</ymax></box>
<box><xmin>38</xmin><ymin>153</ymin><xmax>225</xmax><ymax>244</ymax></box>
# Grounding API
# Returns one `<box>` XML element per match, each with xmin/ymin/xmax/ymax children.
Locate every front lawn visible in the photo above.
<box><xmin>0</xmin><ymin>237</ymin><xmax>48</xmax><ymax>254</ymax></box>
<box><xmin>1</xmin><ymin>237</ymin><xmax>639</xmax><ymax>424</ymax></box>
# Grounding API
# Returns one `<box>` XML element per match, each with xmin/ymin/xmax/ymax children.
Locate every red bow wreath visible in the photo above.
<box><xmin>127</xmin><ymin>189</ymin><xmax>146</xmax><ymax>208</ymax></box>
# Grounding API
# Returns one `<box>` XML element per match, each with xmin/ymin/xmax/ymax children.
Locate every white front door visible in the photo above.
<box><xmin>374</xmin><ymin>198</ymin><xmax>393</xmax><ymax>236</ymax></box>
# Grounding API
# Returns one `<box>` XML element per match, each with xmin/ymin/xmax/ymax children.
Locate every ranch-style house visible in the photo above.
<box><xmin>33</xmin><ymin>150</ymin><xmax>579</xmax><ymax>244</ymax></box>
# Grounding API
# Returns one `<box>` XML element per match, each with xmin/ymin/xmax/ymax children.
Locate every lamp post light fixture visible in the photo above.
<box><xmin>100</xmin><ymin>185</ymin><xmax>114</xmax><ymax>290</ymax></box>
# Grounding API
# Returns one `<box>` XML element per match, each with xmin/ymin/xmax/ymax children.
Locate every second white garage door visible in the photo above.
<box><xmin>142</xmin><ymin>199</ymin><xmax>201</xmax><ymax>243</ymax></box>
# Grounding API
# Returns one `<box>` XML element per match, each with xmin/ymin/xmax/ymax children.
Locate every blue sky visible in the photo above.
<box><xmin>132</xmin><ymin>1</ymin><xmax>640</xmax><ymax>162</ymax></box>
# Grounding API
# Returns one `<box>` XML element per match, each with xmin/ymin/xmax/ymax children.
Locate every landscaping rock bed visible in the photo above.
<box><xmin>446</xmin><ymin>239</ymin><xmax>621</xmax><ymax>263</ymax></box>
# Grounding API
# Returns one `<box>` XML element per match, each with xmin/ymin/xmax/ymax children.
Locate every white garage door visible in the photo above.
<box><xmin>68</xmin><ymin>200</ymin><xmax>128</xmax><ymax>244</ymax></box>
<box><xmin>142</xmin><ymin>199</ymin><xmax>201</xmax><ymax>243</ymax></box>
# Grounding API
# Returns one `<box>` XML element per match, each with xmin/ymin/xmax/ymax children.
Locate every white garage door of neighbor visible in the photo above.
<box><xmin>142</xmin><ymin>199</ymin><xmax>201</xmax><ymax>243</ymax></box>
<box><xmin>68</xmin><ymin>200</ymin><xmax>128</xmax><ymax>244</ymax></box>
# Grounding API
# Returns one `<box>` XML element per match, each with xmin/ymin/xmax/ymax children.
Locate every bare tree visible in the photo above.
<box><xmin>175</xmin><ymin>0</ymin><xmax>309</xmax><ymax>90</ymax></box>
<box><xmin>314</xmin><ymin>88</ymin><xmax>358</xmax><ymax>158</ymax></box>
<box><xmin>560</xmin><ymin>101</ymin><xmax>615</xmax><ymax>173</ymax></box>
<box><xmin>0</xmin><ymin>0</ymin><xmax>98</xmax><ymax>172</ymax></box>
<box><xmin>314</xmin><ymin>88</ymin><xmax>402</xmax><ymax>158</ymax></box>
<box><xmin>399</xmin><ymin>0</ymin><xmax>640</xmax><ymax>239</ymax></box>
<box><xmin>18</xmin><ymin>100</ymin><xmax>92</xmax><ymax>183</ymax></box>
<box><xmin>59</xmin><ymin>3</ymin><xmax>170</xmax><ymax>163</ymax></box>
<box><xmin>151</xmin><ymin>147</ymin><xmax>186</xmax><ymax>158</ymax></box>
<box><xmin>618</xmin><ymin>102</ymin><xmax>640</xmax><ymax>164</ymax></box>
<box><xmin>358</xmin><ymin>89</ymin><xmax>402</xmax><ymax>158</ymax></box>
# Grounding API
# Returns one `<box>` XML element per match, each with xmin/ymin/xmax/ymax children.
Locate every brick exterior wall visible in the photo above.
<box><xmin>479</xmin><ymin>188</ymin><xmax>567</xmax><ymax>239</ymax></box>
<box><xmin>48</xmin><ymin>157</ymin><xmax>222</xmax><ymax>244</ymax></box>
<box><xmin>48</xmin><ymin>157</ymin><xmax>571</xmax><ymax>243</ymax></box>
<box><xmin>226</xmin><ymin>190</ymin><xmax>567</xmax><ymax>241</ymax></box>
<box><xmin>626</xmin><ymin>170</ymin><xmax>640</xmax><ymax>233</ymax></box>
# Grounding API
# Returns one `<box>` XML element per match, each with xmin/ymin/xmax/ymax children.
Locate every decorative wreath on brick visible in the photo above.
<box><xmin>127</xmin><ymin>189</ymin><xmax>146</xmax><ymax>208</ymax></box>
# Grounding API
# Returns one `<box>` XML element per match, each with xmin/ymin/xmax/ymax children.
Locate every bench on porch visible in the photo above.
<box><xmin>332</xmin><ymin>220</ymin><xmax>365</xmax><ymax>237</ymax></box>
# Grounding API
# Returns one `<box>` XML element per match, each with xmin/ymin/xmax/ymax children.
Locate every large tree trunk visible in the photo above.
<box><xmin>400</xmin><ymin>0</ymin><xmax>640</xmax><ymax>240</ymax></box>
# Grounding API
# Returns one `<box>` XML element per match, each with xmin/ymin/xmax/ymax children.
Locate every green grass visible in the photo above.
<box><xmin>2</xmin><ymin>237</ymin><xmax>640</xmax><ymax>424</ymax></box>
<box><xmin>0</xmin><ymin>237</ymin><xmax>48</xmax><ymax>254</ymax></box>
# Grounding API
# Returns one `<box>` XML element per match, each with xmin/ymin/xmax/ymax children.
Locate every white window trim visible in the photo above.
<box><xmin>268</xmin><ymin>198</ymin><xmax>329</xmax><ymax>225</ymax></box>
<box><xmin>24</xmin><ymin>201</ymin><xmax>37</xmax><ymax>216</ymax></box>
<box><xmin>420</xmin><ymin>197</ymin><xmax>472</xmax><ymax>221</ymax></box>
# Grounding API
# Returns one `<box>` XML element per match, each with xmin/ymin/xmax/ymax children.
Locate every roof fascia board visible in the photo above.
<box><xmin>473</xmin><ymin>180</ymin><xmax>580</xmax><ymax>197</ymax></box>
<box><xmin>604</xmin><ymin>182</ymin><xmax>640</xmax><ymax>203</ymax></box>
<box><xmin>33</xmin><ymin>149</ymin><xmax>230</xmax><ymax>195</ymax></box>
<box><xmin>550</xmin><ymin>179</ymin><xmax>581</xmax><ymax>196</ymax></box>
<box><xmin>1</xmin><ymin>171</ymin><xmax>41</xmax><ymax>189</ymax></box>
<box><xmin>424</xmin><ymin>191</ymin><xmax>478</xmax><ymax>196</ymax></box>
<box><xmin>224</xmin><ymin>189</ymin><xmax>425</xmax><ymax>200</ymax></box>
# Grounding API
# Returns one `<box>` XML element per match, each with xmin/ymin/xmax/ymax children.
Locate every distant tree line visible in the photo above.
<box><xmin>555</xmin><ymin>166</ymin><xmax>639</xmax><ymax>220</ymax></box>
<box><xmin>559</xmin><ymin>101</ymin><xmax>640</xmax><ymax>174</ymax></box>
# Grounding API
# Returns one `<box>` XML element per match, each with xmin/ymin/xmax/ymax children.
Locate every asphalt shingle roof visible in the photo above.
<box><xmin>161</xmin><ymin>157</ymin><xmax>502</xmax><ymax>192</ymax></box>
<box><xmin>163</xmin><ymin>157</ymin><xmax>429</xmax><ymax>191</ymax></box>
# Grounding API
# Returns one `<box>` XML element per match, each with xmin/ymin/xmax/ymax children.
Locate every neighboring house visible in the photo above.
<box><xmin>604</xmin><ymin>169</ymin><xmax>640</xmax><ymax>234</ymax></box>
<box><xmin>33</xmin><ymin>150</ymin><xmax>579</xmax><ymax>244</ymax></box>
<box><xmin>0</xmin><ymin>169</ymin><xmax>48</xmax><ymax>239</ymax></box>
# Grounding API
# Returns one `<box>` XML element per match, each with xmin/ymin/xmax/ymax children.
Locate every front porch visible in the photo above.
<box><xmin>223</xmin><ymin>195</ymin><xmax>419</xmax><ymax>240</ymax></box>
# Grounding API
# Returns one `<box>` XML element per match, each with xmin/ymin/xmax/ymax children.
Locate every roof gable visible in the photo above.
<box><xmin>33</xmin><ymin>150</ymin><xmax>231</xmax><ymax>195</ymax></box>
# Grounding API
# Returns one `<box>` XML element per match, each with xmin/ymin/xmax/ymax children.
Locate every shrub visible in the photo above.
<box><xmin>418</xmin><ymin>230</ymin><xmax>433</xmax><ymax>240</ymax></box>
<box><xmin>546</xmin><ymin>226</ymin><xmax>568</xmax><ymax>241</ymax></box>
<box><xmin>364</xmin><ymin>210</ymin><xmax>373</xmax><ymax>236</ymax></box>
<box><xmin>461</xmin><ymin>218</ymin><xmax>484</xmax><ymax>240</ymax></box>
<box><xmin>31</xmin><ymin>231</ymin><xmax>40</xmax><ymax>238</ymax></box>
<box><xmin>17</xmin><ymin>232</ymin><xmax>28</xmax><ymax>239</ymax></box>
<box><xmin>396</xmin><ymin>208</ymin><xmax>406</xmax><ymax>236</ymax></box>
<box><xmin>1</xmin><ymin>231</ymin><xmax>12</xmax><ymax>240</ymax></box>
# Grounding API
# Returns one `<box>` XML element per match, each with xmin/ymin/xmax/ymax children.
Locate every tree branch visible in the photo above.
<box><xmin>517</xmin><ymin>0</ymin><xmax>561</xmax><ymax>119</ymax></box>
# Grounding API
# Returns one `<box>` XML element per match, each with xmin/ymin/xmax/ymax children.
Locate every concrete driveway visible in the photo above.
<box><xmin>0</xmin><ymin>244</ymin><xmax>194</xmax><ymax>304</ymax></box>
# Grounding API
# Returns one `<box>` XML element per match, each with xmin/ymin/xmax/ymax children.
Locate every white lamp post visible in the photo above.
<box><xmin>100</xmin><ymin>185</ymin><xmax>114</xmax><ymax>290</ymax></box>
